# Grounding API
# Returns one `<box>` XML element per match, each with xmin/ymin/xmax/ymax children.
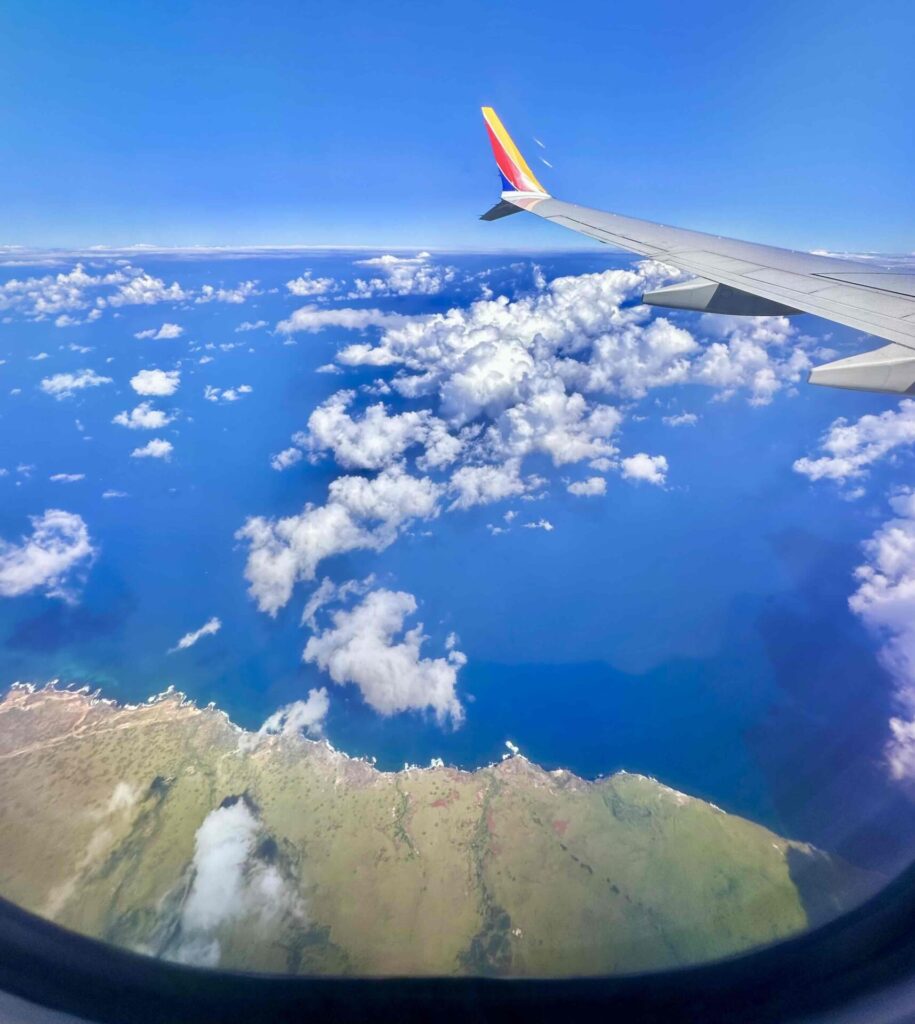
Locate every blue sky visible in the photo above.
<box><xmin>1</xmin><ymin>0</ymin><xmax>913</xmax><ymax>250</ymax></box>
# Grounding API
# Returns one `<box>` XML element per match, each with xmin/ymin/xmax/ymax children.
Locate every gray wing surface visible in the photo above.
<box><xmin>506</xmin><ymin>192</ymin><xmax>915</xmax><ymax>393</ymax></box>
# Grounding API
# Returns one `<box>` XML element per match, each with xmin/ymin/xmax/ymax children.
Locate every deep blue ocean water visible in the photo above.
<box><xmin>0</xmin><ymin>250</ymin><xmax>912</xmax><ymax>873</ymax></box>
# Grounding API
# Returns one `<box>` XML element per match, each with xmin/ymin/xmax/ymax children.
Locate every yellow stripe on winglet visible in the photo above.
<box><xmin>481</xmin><ymin>106</ymin><xmax>546</xmax><ymax>193</ymax></box>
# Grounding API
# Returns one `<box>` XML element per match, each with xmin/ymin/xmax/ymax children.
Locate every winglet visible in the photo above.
<box><xmin>481</xmin><ymin>107</ymin><xmax>548</xmax><ymax>196</ymax></box>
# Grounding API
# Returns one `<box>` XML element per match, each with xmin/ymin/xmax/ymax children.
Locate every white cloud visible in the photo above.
<box><xmin>794</xmin><ymin>400</ymin><xmax>915</xmax><ymax>484</ymax></box>
<box><xmin>134</xmin><ymin>323</ymin><xmax>183</xmax><ymax>340</ymax></box>
<box><xmin>40</xmin><ymin>369</ymin><xmax>112</xmax><ymax>399</ymax></box>
<box><xmin>270</xmin><ymin>447</ymin><xmax>304</xmax><ymax>472</ymax></box>
<box><xmin>49</xmin><ymin>473</ymin><xmax>85</xmax><ymax>483</ymax></box>
<box><xmin>130</xmin><ymin>438</ymin><xmax>173</xmax><ymax>460</ymax></box>
<box><xmin>486</xmin><ymin>380</ymin><xmax>620</xmax><ymax>465</ymax></box>
<box><xmin>301</xmin><ymin>575</ymin><xmax>376</xmax><ymax>629</ymax></box>
<box><xmin>107</xmin><ymin>273</ymin><xmax>188</xmax><ymax>307</ymax></box>
<box><xmin>204</xmin><ymin>384</ymin><xmax>253</xmax><ymax>403</ymax></box>
<box><xmin>169</xmin><ymin>616</ymin><xmax>221</xmax><ymax>653</ymax></box>
<box><xmin>303</xmin><ymin>588</ymin><xmax>464</xmax><ymax>725</ymax></box>
<box><xmin>130</xmin><ymin>368</ymin><xmax>180</xmax><ymax>397</ymax></box>
<box><xmin>259</xmin><ymin>688</ymin><xmax>330</xmax><ymax>737</ymax></box>
<box><xmin>102</xmin><ymin>490</ymin><xmax>128</xmax><ymax>499</ymax></box>
<box><xmin>333</xmin><ymin>265</ymin><xmax>688</xmax><ymax>408</ymax></box>
<box><xmin>236</xmin><ymin>466</ymin><xmax>441</xmax><ymax>615</ymax></box>
<box><xmin>275</xmin><ymin>306</ymin><xmax>403</xmax><ymax>336</ymax></box>
<box><xmin>0</xmin><ymin>509</ymin><xmax>95</xmax><ymax>600</ymax></box>
<box><xmin>567</xmin><ymin>476</ymin><xmax>606</xmax><ymax>497</ymax></box>
<box><xmin>523</xmin><ymin>518</ymin><xmax>555</xmax><ymax>531</ymax></box>
<box><xmin>348</xmin><ymin>252</ymin><xmax>456</xmax><ymax>298</ymax></box>
<box><xmin>236</xmin><ymin>320</ymin><xmax>267</xmax><ymax>332</ymax></box>
<box><xmin>663</xmin><ymin>412</ymin><xmax>698</xmax><ymax>427</ymax></box>
<box><xmin>296</xmin><ymin>389</ymin><xmax>458</xmax><ymax>471</ymax></box>
<box><xmin>113</xmin><ymin>402</ymin><xmax>174</xmax><ymax>430</ymax></box>
<box><xmin>285</xmin><ymin>272</ymin><xmax>337</xmax><ymax>297</ymax></box>
<box><xmin>240</xmin><ymin>263</ymin><xmax>821</xmax><ymax>625</ymax></box>
<box><xmin>447</xmin><ymin>458</ymin><xmax>536</xmax><ymax>510</ymax></box>
<box><xmin>0</xmin><ymin>263</ymin><xmax>126</xmax><ymax>320</ymax></box>
<box><xmin>331</xmin><ymin>266</ymin><xmax>815</xmax><ymax>416</ymax></box>
<box><xmin>196</xmin><ymin>281</ymin><xmax>260</xmax><ymax>304</ymax></box>
<box><xmin>29</xmin><ymin>352</ymin><xmax>49</xmax><ymax>361</ymax></box>
<box><xmin>620</xmin><ymin>452</ymin><xmax>668</xmax><ymax>486</ymax></box>
<box><xmin>849</xmin><ymin>490</ymin><xmax>915</xmax><ymax>780</ymax></box>
<box><xmin>690</xmin><ymin>314</ymin><xmax>811</xmax><ymax>405</ymax></box>
<box><xmin>172</xmin><ymin>799</ymin><xmax>304</xmax><ymax>967</ymax></box>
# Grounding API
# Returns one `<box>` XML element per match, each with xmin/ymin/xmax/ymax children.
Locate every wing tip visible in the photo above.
<box><xmin>480</xmin><ymin>106</ymin><xmax>548</xmax><ymax>196</ymax></box>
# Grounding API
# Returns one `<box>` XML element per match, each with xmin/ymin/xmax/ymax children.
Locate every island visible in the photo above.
<box><xmin>0</xmin><ymin>684</ymin><xmax>874</xmax><ymax>976</ymax></box>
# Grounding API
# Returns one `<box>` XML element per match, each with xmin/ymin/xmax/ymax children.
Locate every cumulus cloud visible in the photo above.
<box><xmin>486</xmin><ymin>380</ymin><xmax>620</xmax><ymax>465</ymax></box>
<box><xmin>275</xmin><ymin>306</ymin><xmax>404</xmax><ymax>336</ymax></box>
<box><xmin>567</xmin><ymin>476</ymin><xmax>607</xmax><ymax>497</ymax></box>
<box><xmin>241</xmin><ymin>262</ymin><xmax>819</xmax><ymax>621</ymax></box>
<box><xmin>236</xmin><ymin>320</ymin><xmax>267</xmax><ymax>332</ymax></box>
<box><xmin>0</xmin><ymin>509</ymin><xmax>95</xmax><ymax>600</ymax></box>
<box><xmin>237</xmin><ymin>466</ymin><xmax>441</xmax><ymax>615</ymax></box>
<box><xmin>348</xmin><ymin>252</ymin><xmax>456</xmax><ymax>298</ymax></box>
<box><xmin>293</xmin><ymin>390</ymin><xmax>460</xmax><ymax>472</ymax></box>
<box><xmin>0</xmin><ymin>263</ymin><xmax>125</xmax><ymax>320</ymax></box>
<box><xmin>620</xmin><ymin>452</ymin><xmax>668</xmax><ymax>486</ymax></box>
<box><xmin>113</xmin><ymin>402</ymin><xmax>174</xmax><ymax>430</ymax></box>
<box><xmin>448</xmin><ymin>459</ymin><xmax>536</xmax><ymax>510</ymax></box>
<box><xmin>0</xmin><ymin>262</ymin><xmax>232</xmax><ymax>323</ymax></box>
<box><xmin>130</xmin><ymin>368</ymin><xmax>180</xmax><ymax>397</ymax></box>
<box><xmin>849</xmin><ymin>490</ymin><xmax>915</xmax><ymax>780</ymax></box>
<box><xmin>690</xmin><ymin>315</ymin><xmax>811</xmax><ymax>405</ymax></box>
<box><xmin>170</xmin><ymin>616</ymin><xmax>222</xmax><ymax>653</ymax></box>
<box><xmin>196</xmin><ymin>281</ymin><xmax>260</xmax><ymax>304</ymax></box>
<box><xmin>260</xmin><ymin>688</ymin><xmax>330</xmax><ymax>737</ymax></box>
<box><xmin>171</xmin><ymin>799</ymin><xmax>304</xmax><ymax>967</ymax></box>
<box><xmin>130</xmin><ymin>438</ymin><xmax>173</xmax><ymax>460</ymax></box>
<box><xmin>301</xmin><ymin>575</ymin><xmax>376</xmax><ymax>629</ymax></box>
<box><xmin>270</xmin><ymin>447</ymin><xmax>304</xmax><ymax>471</ymax></box>
<box><xmin>331</xmin><ymin>265</ymin><xmax>814</xmax><ymax>415</ymax></box>
<box><xmin>333</xmin><ymin>265</ymin><xmax>687</xmax><ymax>406</ymax></box>
<box><xmin>663</xmin><ymin>412</ymin><xmax>698</xmax><ymax>427</ymax></box>
<box><xmin>285</xmin><ymin>272</ymin><xmax>337</xmax><ymax>297</ymax></box>
<box><xmin>40</xmin><ymin>369</ymin><xmax>112</xmax><ymax>399</ymax></box>
<box><xmin>303</xmin><ymin>588</ymin><xmax>464</xmax><ymax>725</ymax></box>
<box><xmin>134</xmin><ymin>323</ymin><xmax>183</xmax><ymax>340</ymax></box>
<box><xmin>107</xmin><ymin>273</ymin><xmax>188</xmax><ymax>307</ymax></box>
<box><xmin>49</xmin><ymin>473</ymin><xmax>85</xmax><ymax>483</ymax></box>
<box><xmin>794</xmin><ymin>400</ymin><xmax>915</xmax><ymax>485</ymax></box>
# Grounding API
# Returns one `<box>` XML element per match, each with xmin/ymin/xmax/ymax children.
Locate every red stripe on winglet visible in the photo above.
<box><xmin>484</xmin><ymin>121</ymin><xmax>525</xmax><ymax>190</ymax></box>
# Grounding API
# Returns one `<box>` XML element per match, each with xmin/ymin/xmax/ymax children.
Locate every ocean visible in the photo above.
<box><xmin>0</xmin><ymin>248</ymin><xmax>911</xmax><ymax>874</ymax></box>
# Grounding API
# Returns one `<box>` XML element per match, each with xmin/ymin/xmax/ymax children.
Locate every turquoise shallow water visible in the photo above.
<box><xmin>0</xmin><ymin>250</ymin><xmax>911</xmax><ymax>873</ymax></box>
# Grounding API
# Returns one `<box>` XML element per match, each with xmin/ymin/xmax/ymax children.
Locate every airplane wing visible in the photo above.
<box><xmin>480</xmin><ymin>106</ymin><xmax>915</xmax><ymax>395</ymax></box>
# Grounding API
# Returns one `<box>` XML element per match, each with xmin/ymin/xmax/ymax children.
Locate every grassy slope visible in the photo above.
<box><xmin>0</xmin><ymin>686</ymin><xmax>869</xmax><ymax>976</ymax></box>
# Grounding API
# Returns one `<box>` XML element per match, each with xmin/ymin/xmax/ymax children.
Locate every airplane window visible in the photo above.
<box><xmin>0</xmin><ymin>242</ymin><xmax>911</xmax><ymax>981</ymax></box>
<box><xmin>1</xmin><ymin>7</ymin><xmax>914</xmax><ymax>1015</ymax></box>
